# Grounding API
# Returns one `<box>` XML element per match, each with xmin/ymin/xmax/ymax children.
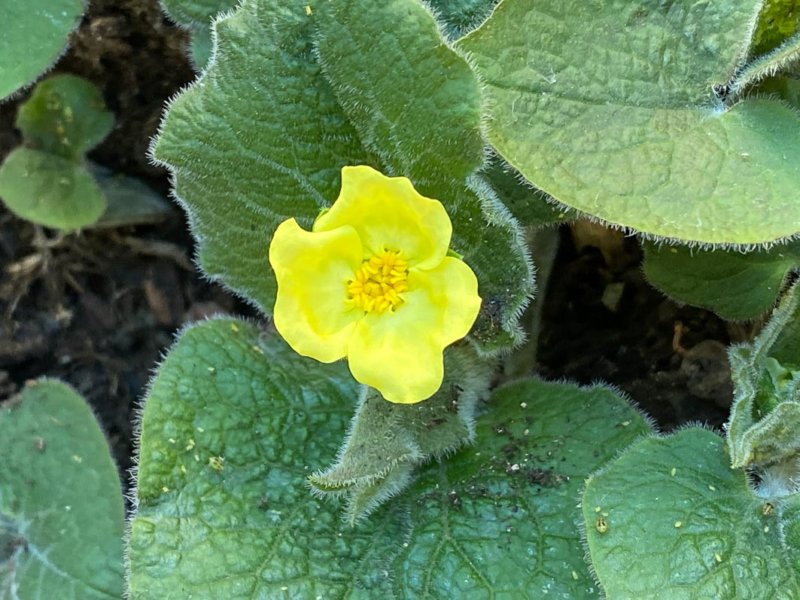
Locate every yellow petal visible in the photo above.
<box><xmin>314</xmin><ymin>165</ymin><xmax>451</xmax><ymax>270</ymax></box>
<box><xmin>269</xmin><ymin>218</ymin><xmax>363</xmax><ymax>363</ymax></box>
<box><xmin>347</xmin><ymin>257</ymin><xmax>481</xmax><ymax>403</ymax></box>
<box><xmin>408</xmin><ymin>256</ymin><xmax>483</xmax><ymax>346</ymax></box>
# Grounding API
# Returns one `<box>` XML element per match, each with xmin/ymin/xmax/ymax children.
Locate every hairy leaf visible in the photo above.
<box><xmin>583</xmin><ymin>428</ymin><xmax>800</xmax><ymax>599</ymax></box>
<box><xmin>0</xmin><ymin>380</ymin><xmax>124</xmax><ymax>599</ymax></box>
<box><xmin>315</xmin><ymin>0</ymin><xmax>533</xmax><ymax>353</ymax></box>
<box><xmin>460</xmin><ymin>0</ymin><xmax>800</xmax><ymax>245</ymax></box>
<box><xmin>727</xmin><ymin>282</ymin><xmax>800</xmax><ymax>468</ymax></box>
<box><xmin>643</xmin><ymin>241</ymin><xmax>800</xmax><ymax>320</ymax></box>
<box><xmin>152</xmin><ymin>1</ymin><xmax>370</xmax><ymax>315</ymax></box>
<box><xmin>128</xmin><ymin>319</ymin><xmax>650</xmax><ymax>598</ymax></box>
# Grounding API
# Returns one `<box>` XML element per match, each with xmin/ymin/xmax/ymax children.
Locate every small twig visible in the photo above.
<box><xmin>672</xmin><ymin>321</ymin><xmax>688</xmax><ymax>356</ymax></box>
<box><xmin>114</xmin><ymin>234</ymin><xmax>194</xmax><ymax>272</ymax></box>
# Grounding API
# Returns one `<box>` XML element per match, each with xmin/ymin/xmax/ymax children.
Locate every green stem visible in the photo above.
<box><xmin>730</xmin><ymin>30</ymin><xmax>800</xmax><ymax>98</ymax></box>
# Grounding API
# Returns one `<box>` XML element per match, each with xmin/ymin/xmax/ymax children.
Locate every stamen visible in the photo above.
<box><xmin>346</xmin><ymin>249</ymin><xmax>409</xmax><ymax>314</ymax></box>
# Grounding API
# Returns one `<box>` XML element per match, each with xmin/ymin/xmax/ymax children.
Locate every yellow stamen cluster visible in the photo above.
<box><xmin>346</xmin><ymin>249</ymin><xmax>409</xmax><ymax>313</ymax></box>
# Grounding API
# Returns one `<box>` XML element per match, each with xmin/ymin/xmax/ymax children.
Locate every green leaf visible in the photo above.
<box><xmin>155</xmin><ymin>0</ymin><xmax>532</xmax><ymax>353</ymax></box>
<box><xmin>0</xmin><ymin>380</ymin><xmax>124</xmax><ymax>599</ymax></box>
<box><xmin>129</xmin><ymin>318</ymin><xmax>651</xmax><ymax>598</ymax></box>
<box><xmin>0</xmin><ymin>75</ymin><xmax>113</xmax><ymax>230</ymax></box>
<box><xmin>309</xmin><ymin>345</ymin><xmax>493</xmax><ymax>523</ymax></box>
<box><xmin>426</xmin><ymin>0</ymin><xmax>498</xmax><ymax>40</ymax></box>
<box><xmin>484</xmin><ymin>157</ymin><xmax>570</xmax><ymax>228</ymax></box>
<box><xmin>642</xmin><ymin>241</ymin><xmax>800</xmax><ymax>320</ymax></box>
<box><xmin>752</xmin><ymin>0</ymin><xmax>800</xmax><ymax>55</ymax></box>
<box><xmin>314</xmin><ymin>0</ymin><xmax>533</xmax><ymax>352</ymax></box>
<box><xmin>89</xmin><ymin>163</ymin><xmax>172</xmax><ymax>229</ymax></box>
<box><xmin>0</xmin><ymin>0</ymin><xmax>85</xmax><ymax>100</ymax></box>
<box><xmin>582</xmin><ymin>427</ymin><xmax>800</xmax><ymax>599</ymax></box>
<box><xmin>727</xmin><ymin>282</ymin><xmax>800</xmax><ymax>468</ymax></box>
<box><xmin>161</xmin><ymin>0</ymin><xmax>237</xmax><ymax>26</ymax></box>
<box><xmin>152</xmin><ymin>1</ymin><xmax>369</xmax><ymax>315</ymax></box>
<box><xmin>459</xmin><ymin>0</ymin><xmax>800</xmax><ymax>245</ymax></box>
<box><xmin>0</xmin><ymin>148</ymin><xmax>106</xmax><ymax>230</ymax></box>
<box><xmin>159</xmin><ymin>0</ymin><xmax>238</xmax><ymax>70</ymax></box>
<box><xmin>16</xmin><ymin>74</ymin><xmax>113</xmax><ymax>160</ymax></box>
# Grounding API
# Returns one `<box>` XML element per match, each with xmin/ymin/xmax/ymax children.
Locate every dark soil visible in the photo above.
<box><xmin>0</xmin><ymin>0</ymin><xmax>736</xmax><ymax>493</ymax></box>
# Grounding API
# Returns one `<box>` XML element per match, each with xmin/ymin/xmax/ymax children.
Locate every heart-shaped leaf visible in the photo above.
<box><xmin>459</xmin><ymin>0</ymin><xmax>800</xmax><ymax>245</ymax></box>
<box><xmin>0</xmin><ymin>380</ymin><xmax>124</xmax><ymax>599</ymax></box>
<box><xmin>583</xmin><ymin>427</ymin><xmax>800</xmax><ymax>598</ymax></box>
<box><xmin>128</xmin><ymin>318</ymin><xmax>652</xmax><ymax>598</ymax></box>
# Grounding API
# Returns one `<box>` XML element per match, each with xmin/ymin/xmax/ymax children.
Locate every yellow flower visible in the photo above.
<box><xmin>268</xmin><ymin>165</ymin><xmax>481</xmax><ymax>404</ymax></box>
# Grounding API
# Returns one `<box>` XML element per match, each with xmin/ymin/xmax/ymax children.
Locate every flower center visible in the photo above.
<box><xmin>346</xmin><ymin>249</ymin><xmax>409</xmax><ymax>314</ymax></box>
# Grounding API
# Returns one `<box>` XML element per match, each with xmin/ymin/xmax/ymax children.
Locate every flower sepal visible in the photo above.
<box><xmin>309</xmin><ymin>344</ymin><xmax>494</xmax><ymax>523</ymax></box>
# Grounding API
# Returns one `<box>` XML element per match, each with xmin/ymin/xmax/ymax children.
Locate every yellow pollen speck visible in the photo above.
<box><xmin>346</xmin><ymin>249</ymin><xmax>409</xmax><ymax>314</ymax></box>
<box><xmin>674</xmin><ymin>520</ymin><xmax>683</xmax><ymax>528</ymax></box>
<box><xmin>670</xmin><ymin>467</ymin><xmax>677</xmax><ymax>476</ymax></box>
<box><xmin>714</xmin><ymin>553</ymin><xmax>722</xmax><ymax>563</ymax></box>
<box><xmin>252</xmin><ymin>345</ymin><xmax>264</xmax><ymax>354</ymax></box>
<box><xmin>72</xmin><ymin>454</ymin><xmax>82</xmax><ymax>463</ymax></box>
<box><xmin>708</xmin><ymin>485</ymin><xmax>716</xmax><ymax>492</ymax></box>
<box><xmin>230</xmin><ymin>323</ymin><xmax>239</xmax><ymax>333</ymax></box>
<box><xmin>304</xmin><ymin>5</ymin><xmax>312</xmax><ymax>15</ymax></box>
<box><xmin>764</xmin><ymin>525</ymin><xmax>770</xmax><ymax>533</ymax></box>
<box><xmin>571</xmin><ymin>571</ymin><xmax>579</xmax><ymax>580</ymax></box>
<box><xmin>186</xmin><ymin>439</ymin><xmax>196</xmax><ymax>451</ymax></box>
<box><xmin>180</xmin><ymin>465</ymin><xmax>187</xmax><ymax>474</ymax></box>
<box><xmin>162</xmin><ymin>486</ymin><xmax>170</xmax><ymax>493</ymax></box>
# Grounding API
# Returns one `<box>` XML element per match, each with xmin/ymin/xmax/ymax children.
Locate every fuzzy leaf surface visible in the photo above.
<box><xmin>0</xmin><ymin>380</ymin><xmax>124</xmax><ymax>599</ymax></box>
<box><xmin>152</xmin><ymin>1</ymin><xmax>370</xmax><ymax>315</ymax></box>
<box><xmin>460</xmin><ymin>0</ymin><xmax>800</xmax><ymax>244</ymax></box>
<box><xmin>315</xmin><ymin>0</ymin><xmax>533</xmax><ymax>352</ymax></box>
<box><xmin>159</xmin><ymin>0</ymin><xmax>238</xmax><ymax>69</ymax></box>
<box><xmin>161</xmin><ymin>0</ymin><xmax>237</xmax><ymax>26</ymax></box>
<box><xmin>643</xmin><ymin>241</ymin><xmax>800</xmax><ymax>320</ymax></box>
<box><xmin>727</xmin><ymin>282</ymin><xmax>800</xmax><ymax>468</ymax></box>
<box><xmin>309</xmin><ymin>345</ymin><xmax>493</xmax><ymax>523</ymax></box>
<box><xmin>0</xmin><ymin>0</ymin><xmax>84</xmax><ymax>99</ymax></box>
<box><xmin>583</xmin><ymin>428</ymin><xmax>800</xmax><ymax>599</ymax></box>
<box><xmin>426</xmin><ymin>0</ymin><xmax>498</xmax><ymax>39</ymax></box>
<box><xmin>128</xmin><ymin>319</ymin><xmax>649</xmax><ymax>598</ymax></box>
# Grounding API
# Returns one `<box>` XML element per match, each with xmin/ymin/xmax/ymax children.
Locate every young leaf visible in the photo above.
<box><xmin>727</xmin><ymin>282</ymin><xmax>800</xmax><ymax>468</ymax></box>
<box><xmin>309</xmin><ymin>345</ymin><xmax>493</xmax><ymax>523</ymax></box>
<box><xmin>459</xmin><ymin>0</ymin><xmax>800</xmax><ymax>245</ymax></box>
<box><xmin>0</xmin><ymin>148</ymin><xmax>106</xmax><ymax>230</ymax></box>
<box><xmin>0</xmin><ymin>380</ymin><xmax>124</xmax><ymax>599</ymax></box>
<box><xmin>0</xmin><ymin>74</ymin><xmax>113</xmax><ymax>230</ymax></box>
<box><xmin>643</xmin><ymin>241</ymin><xmax>800</xmax><ymax>320</ymax></box>
<box><xmin>16</xmin><ymin>74</ymin><xmax>113</xmax><ymax>160</ymax></box>
<box><xmin>314</xmin><ymin>0</ymin><xmax>533</xmax><ymax>353</ymax></box>
<box><xmin>583</xmin><ymin>428</ymin><xmax>800</xmax><ymax>598</ymax></box>
<box><xmin>128</xmin><ymin>318</ymin><xmax>650</xmax><ymax>598</ymax></box>
<box><xmin>0</xmin><ymin>0</ymin><xmax>85</xmax><ymax>100</ymax></box>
